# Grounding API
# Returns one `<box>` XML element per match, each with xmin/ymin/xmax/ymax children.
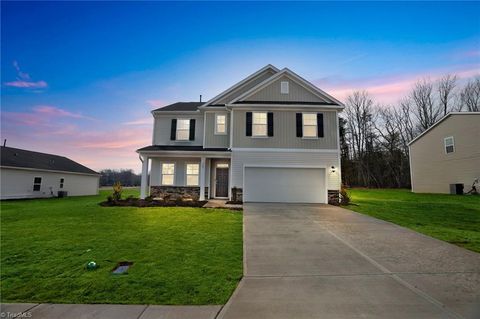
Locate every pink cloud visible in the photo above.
<box><xmin>34</xmin><ymin>105</ymin><xmax>95</xmax><ymax>120</ymax></box>
<box><xmin>146</xmin><ymin>99</ymin><xmax>167</xmax><ymax>108</ymax></box>
<box><xmin>4</xmin><ymin>80</ymin><xmax>48</xmax><ymax>88</ymax></box>
<box><xmin>315</xmin><ymin>64</ymin><xmax>480</xmax><ymax>104</ymax></box>
<box><xmin>122</xmin><ymin>117</ymin><xmax>152</xmax><ymax>126</ymax></box>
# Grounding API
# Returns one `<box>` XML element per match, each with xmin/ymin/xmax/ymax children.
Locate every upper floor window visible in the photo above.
<box><xmin>215</xmin><ymin>114</ymin><xmax>227</xmax><ymax>135</ymax></box>
<box><xmin>176</xmin><ymin>119</ymin><xmax>190</xmax><ymax>140</ymax></box>
<box><xmin>252</xmin><ymin>112</ymin><xmax>267</xmax><ymax>136</ymax></box>
<box><xmin>60</xmin><ymin>178</ymin><xmax>64</xmax><ymax>189</ymax></box>
<box><xmin>162</xmin><ymin>163</ymin><xmax>175</xmax><ymax>185</ymax></box>
<box><xmin>281</xmin><ymin>81</ymin><xmax>289</xmax><ymax>94</ymax></box>
<box><xmin>186</xmin><ymin>163</ymin><xmax>199</xmax><ymax>186</ymax></box>
<box><xmin>302</xmin><ymin>113</ymin><xmax>317</xmax><ymax>138</ymax></box>
<box><xmin>33</xmin><ymin>177</ymin><xmax>42</xmax><ymax>191</ymax></box>
<box><xmin>444</xmin><ymin>136</ymin><xmax>455</xmax><ymax>154</ymax></box>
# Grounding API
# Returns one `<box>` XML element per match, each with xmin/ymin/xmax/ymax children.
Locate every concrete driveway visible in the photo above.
<box><xmin>218</xmin><ymin>203</ymin><xmax>480</xmax><ymax>319</ymax></box>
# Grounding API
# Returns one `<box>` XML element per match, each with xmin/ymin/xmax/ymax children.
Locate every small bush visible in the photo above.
<box><xmin>107</xmin><ymin>195</ymin><xmax>113</xmax><ymax>203</ymax></box>
<box><xmin>340</xmin><ymin>186</ymin><xmax>351</xmax><ymax>205</ymax></box>
<box><xmin>112</xmin><ymin>181</ymin><xmax>123</xmax><ymax>201</ymax></box>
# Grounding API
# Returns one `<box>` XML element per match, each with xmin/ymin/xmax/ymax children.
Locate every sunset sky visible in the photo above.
<box><xmin>1</xmin><ymin>1</ymin><xmax>479</xmax><ymax>173</ymax></box>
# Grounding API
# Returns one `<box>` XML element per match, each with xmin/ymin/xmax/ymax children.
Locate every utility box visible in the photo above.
<box><xmin>449</xmin><ymin>184</ymin><xmax>464</xmax><ymax>195</ymax></box>
<box><xmin>58</xmin><ymin>191</ymin><xmax>68</xmax><ymax>198</ymax></box>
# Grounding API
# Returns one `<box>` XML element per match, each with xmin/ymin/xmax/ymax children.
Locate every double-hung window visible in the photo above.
<box><xmin>215</xmin><ymin>114</ymin><xmax>227</xmax><ymax>134</ymax></box>
<box><xmin>444</xmin><ymin>136</ymin><xmax>455</xmax><ymax>154</ymax></box>
<box><xmin>162</xmin><ymin>163</ymin><xmax>175</xmax><ymax>185</ymax></box>
<box><xmin>252</xmin><ymin>112</ymin><xmax>267</xmax><ymax>137</ymax></box>
<box><xmin>302</xmin><ymin>113</ymin><xmax>317</xmax><ymax>138</ymax></box>
<box><xmin>60</xmin><ymin>178</ymin><xmax>64</xmax><ymax>189</ymax></box>
<box><xmin>33</xmin><ymin>177</ymin><xmax>42</xmax><ymax>191</ymax></box>
<box><xmin>186</xmin><ymin>163</ymin><xmax>200</xmax><ymax>186</ymax></box>
<box><xmin>176</xmin><ymin>119</ymin><xmax>190</xmax><ymax>140</ymax></box>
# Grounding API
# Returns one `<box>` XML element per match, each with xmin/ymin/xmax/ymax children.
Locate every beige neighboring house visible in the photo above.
<box><xmin>408</xmin><ymin>112</ymin><xmax>480</xmax><ymax>194</ymax></box>
<box><xmin>1</xmin><ymin>146</ymin><xmax>100</xmax><ymax>199</ymax></box>
<box><xmin>137</xmin><ymin>65</ymin><xmax>344</xmax><ymax>204</ymax></box>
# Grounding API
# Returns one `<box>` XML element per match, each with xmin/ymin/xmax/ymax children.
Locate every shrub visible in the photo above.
<box><xmin>112</xmin><ymin>181</ymin><xmax>123</xmax><ymax>201</ymax></box>
<box><xmin>340</xmin><ymin>186</ymin><xmax>351</xmax><ymax>205</ymax></box>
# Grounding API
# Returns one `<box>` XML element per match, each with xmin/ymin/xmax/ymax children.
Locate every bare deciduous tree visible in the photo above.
<box><xmin>460</xmin><ymin>76</ymin><xmax>480</xmax><ymax>112</ymax></box>
<box><xmin>411</xmin><ymin>79</ymin><xmax>442</xmax><ymax>131</ymax></box>
<box><xmin>437</xmin><ymin>74</ymin><xmax>457</xmax><ymax>115</ymax></box>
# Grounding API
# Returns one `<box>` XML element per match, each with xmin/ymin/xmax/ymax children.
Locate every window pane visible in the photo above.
<box><xmin>162</xmin><ymin>175</ymin><xmax>174</xmax><ymax>185</ymax></box>
<box><xmin>253</xmin><ymin>124</ymin><xmax>267</xmax><ymax>136</ymax></box>
<box><xmin>446</xmin><ymin>145</ymin><xmax>454</xmax><ymax>153</ymax></box>
<box><xmin>162</xmin><ymin>163</ymin><xmax>175</xmax><ymax>174</ymax></box>
<box><xmin>217</xmin><ymin>123</ymin><xmax>225</xmax><ymax>133</ymax></box>
<box><xmin>303</xmin><ymin>126</ymin><xmax>317</xmax><ymax>137</ymax></box>
<box><xmin>177</xmin><ymin>119</ymin><xmax>190</xmax><ymax>129</ymax></box>
<box><xmin>34</xmin><ymin>177</ymin><xmax>42</xmax><ymax>184</ymax></box>
<box><xmin>445</xmin><ymin>137</ymin><xmax>454</xmax><ymax>146</ymax></box>
<box><xmin>216</xmin><ymin>115</ymin><xmax>226</xmax><ymax>124</ymax></box>
<box><xmin>33</xmin><ymin>184</ymin><xmax>41</xmax><ymax>191</ymax></box>
<box><xmin>187</xmin><ymin>164</ymin><xmax>199</xmax><ymax>174</ymax></box>
<box><xmin>176</xmin><ymin>129</ymin><xmax>189</xmax><ymax>140</ymax></box>
<box><xmin>253</xmin><ymin>112</ymin><xmax>267</xmax><ymax>124</ymax></box>
<box><xmin>303</xmin><ymin>114</ymin><xmax>317</xmax><ymax>125</ymax></box>
<box><xmin>187</xmin><ymin>175</ymin><xmax>199</xmax><ymax>186</ymax></box>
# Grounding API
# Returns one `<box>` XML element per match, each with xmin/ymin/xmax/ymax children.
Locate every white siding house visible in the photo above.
<box><xmin>1</xmin><ymin>146</ymin><xmax>100</xmax><ymax>199</ymax></box>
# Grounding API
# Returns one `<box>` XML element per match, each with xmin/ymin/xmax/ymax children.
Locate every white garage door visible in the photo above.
<box><xmin>244</xmin><ymin>167</ymin><xmax>326</xmax><ymax>203</ymax></box>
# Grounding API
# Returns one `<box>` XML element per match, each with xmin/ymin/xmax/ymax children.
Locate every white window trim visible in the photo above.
<box><xmin>185</xmin><ymin>162</ymin><xmax>200</xmax><ymax>186</ymax></box>
<box><xmin>302</xmin><ymin>112</ymin><xmax>318</xmax><ymax>139</ymax></box>
<box><xmin>176</xmin><ymin>118</ymin><xmax>190</xmax><ymax>141</ymax></box>
<box><xmin>214</xmin><ymin>113</ymin><xmax>228</xmax><ymax>135</ymax></box>
<box><xmin>59</xmin><ymin>177</ymin><xmax>65</xmax><ymax>189</ymax></box>
<box><xmin>33</xmin><ymin>176</ymin><xmax>42</xmax><ymax>191</ymax></box>
<box><xmin>161</xmin><ymin>163</ymin><xmax>175</xmax><ymax>185</ymax></box>
<box><xmin>444</xmin><ymin>136</ymin><xmax>455</xmax><ymax>154</ymax></box>
<box><xmin>280</xmin><ymin>81</ymin><xmax>289</xmax><ymax>94</ymax></box>
<box><xmin>252</xmin><ymin>112</ymin><xmax>268</xmax><ymax>137</ymax></box>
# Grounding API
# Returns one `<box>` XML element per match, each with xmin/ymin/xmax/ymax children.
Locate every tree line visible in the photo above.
<box><xmin>99</xmin><ymin>169</ymin><xmax>141</xmax><ymax>187</ymax></box>
<box><xmin>341</xmin><ymin>75</ymin><xmax>479</xmax><ymax>188</ymax></box>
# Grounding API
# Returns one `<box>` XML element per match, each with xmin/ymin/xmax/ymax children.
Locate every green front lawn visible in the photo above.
<box><xmin>0</xmin><ymin>189</ymin><xmax>243</xmax><ymax>305</ymax></box>
<box><xmin>346</xmin><ymin>189</ymin><xmax>480</xmax><ymax>253</ymax></box>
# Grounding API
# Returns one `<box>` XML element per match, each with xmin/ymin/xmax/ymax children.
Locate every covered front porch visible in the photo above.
<box><xmin>137</xmin><ymin>147</ymin><xmax>231</xmax><ymax>201</ymax></box>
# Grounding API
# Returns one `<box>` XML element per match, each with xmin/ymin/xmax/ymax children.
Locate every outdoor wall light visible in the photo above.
<box><xmin>330</xmin><ymin>166</ymin><xmax>336</xmax><ymax>173</ymax></box>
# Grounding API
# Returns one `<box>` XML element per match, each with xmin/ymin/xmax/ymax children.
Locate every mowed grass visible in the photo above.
<box><xmin>0</xmin><ymin>188</ymin><xmax>243</xmax><ymax>305</ymax></box>
<box><xmin>346</xmin><ymin>189</ymin><xmax>480</xmax><ymax>253</ymax></box>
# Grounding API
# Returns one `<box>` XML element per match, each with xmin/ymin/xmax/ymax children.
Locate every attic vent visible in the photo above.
<box><xmin>281</xmin><ymin>81</ymin><xmax>289</xmax><ymax>94</ymax></box>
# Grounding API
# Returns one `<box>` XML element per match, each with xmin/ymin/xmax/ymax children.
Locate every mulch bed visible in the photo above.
<box><xmin>100</xmin><ymin>198</ymin><xmax>208</xmax><ymax>208</ymax></box>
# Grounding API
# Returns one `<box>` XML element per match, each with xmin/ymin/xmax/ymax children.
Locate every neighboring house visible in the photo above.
<box><xmin>1</xmin><ymin>146</ymin><xmax>100</xmax><ymax>199</ymax></box>
<box><xmin>408</xmin><ymin>112</ymin><xmax>480</xmax><ymax>194</ymax></box>
<box><xmin>137</xmin><ymin>65</ymin><xmax>344</xmax><ymax>203</ymax></box>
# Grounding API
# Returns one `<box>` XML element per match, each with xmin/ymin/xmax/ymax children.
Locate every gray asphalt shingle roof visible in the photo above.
<box><xmin>1</xmin><ymin>146</ymin><xmax>99</xmax><ymax>175</ymax></box>
<box><xmin>153</xmin><ymin>102</ymin><xmax>204</xmax><ymax>112</ymax></box>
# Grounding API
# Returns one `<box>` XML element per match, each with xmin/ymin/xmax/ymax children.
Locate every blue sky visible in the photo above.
<box><xmin>1</xmin><ymin>1</ymin><xmax>479</xmax><ymax>171</ymax></box>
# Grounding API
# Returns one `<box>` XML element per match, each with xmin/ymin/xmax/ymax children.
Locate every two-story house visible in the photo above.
<box><xmin>137</xmin><ymin>65</ymin><xmax>344</xmax><ymax>204</ymax></box>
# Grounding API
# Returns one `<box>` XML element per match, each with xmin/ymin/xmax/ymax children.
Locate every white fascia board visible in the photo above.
<box><xmin>199</xmin><ymin>64</ymin><xmax>280</xmax><ymax>108</ymax></box>
<box><xmin>227</xmin><ymin>104</ymin><xmax>344</xmax><ymax>110</ymax></box>
<box><xmin>136</xmin><ymin>151</ymin><xmax>232</xmax><ymax>158</ymax></box>
<box><xmin>407</xmin><ymin>112</ymin><xmax>480</xmax><ymax>146</ymax></box>
<box><xmin>151</xmin><ymin>110</ymin><xmax>200</xmax><ymax>116</ymax></box>
<box><xmin>0</xmin><ymin>165</ymin><xmax>100</xmax><ymax>177</ymax></box>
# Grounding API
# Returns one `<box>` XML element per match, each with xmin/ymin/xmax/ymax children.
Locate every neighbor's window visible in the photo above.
<box><xmin>281</xmin><ymin>81</ymin><xmax>289</xmax><ymax>94</ymax></box>
<box><xmin>186</xmin><ymin>163</ymin><xmax>200</xmax><ymax>186</ymax></box>
<box><xmin>215</xmin><ymin>114</ymin><xmax>227</xmax><ymax>134</ymax></box>
<box><xmin>176</xmin><ymin>119</ymin><xmax>190</xmax><ymax>140</ymax></box>
<box><xmin>33</xmin><ymin>177</ymin><xmax>42</xmax><ymax>191</ymax></box>
<box><xmin>60</xmin><ymin>178</ymin><xmax>64</xmax><ymax>189</ymax></box>
<box><xmin>162</xmin><ymin>163</ymin><xmax>175</xmax><ymax>185</ymax></box>
<box><xmin>252</xmin><ymin>112</ymin><xmax>267</xmax><ymax>136</ymax></box>
<box><xmin>302</xmin><ymin>113</ymin><xmax>317</xmax><ymax>138</ymax></box>
<box><xmin>444</xmin><ymin>136</ymin><xmax>455</xmax><ymax>154</ymax></box>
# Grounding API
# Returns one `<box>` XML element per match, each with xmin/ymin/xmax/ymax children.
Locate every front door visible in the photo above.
<box><xmin>215</xmin><ymin>167</ymin><xmax>229</xmax><ymax>198</ymax></box>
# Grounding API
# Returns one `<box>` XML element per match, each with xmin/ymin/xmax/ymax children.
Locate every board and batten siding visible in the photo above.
<box><xmin>152</xmin><ymin>114</ymin><xmax>204</xmax><ymax>146</ymax></box>
<box><xmin>409</xmin><ymin>114</ymin><xmax>480</xmax><ymax>193</ymax></box>
<box><xmin>232</xmin><ymin>110</ymin><xmax>338</xmax><ymax>149</ymax></box>
<box><xmin>150</xmin><ymin>157</ymin><xmax>203</xmax><ymax>187</ymax></box>
<box><xmin>244</xmin><ymin>75</ymin><xmax>327</xmax><ymax>103</ymax></box>
<box><xmin>204</xmin><ymin>112</ymin><xmax>230</xmax><ymax>148</ymax></box>
<box><xmin>231</xmin><ymin>150</ymin><xmax>341</xmax><ymax>191</ymax></box>
<box><xmin>0</xmin><ymin>168</ymin><xmax>99</xmax><ymax>199</ymax></box>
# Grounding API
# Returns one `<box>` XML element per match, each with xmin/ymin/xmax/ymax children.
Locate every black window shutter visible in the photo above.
<box><xmin>170</xmin><ymin>119</ymin><xmax>177</xmax><ymax>140</ymax></box>
<box><xmin>189</xmin><ymin>119</ymin><xmax>196</xmax><ymax>140</ymax></box>
<box><xmin>296</xmin><ymin>113</ymin><xmax>303</xmax><ymax>137</ymax></box>
<box><xmin>317</xmin><ymin>113</ymin><xmax>324</xmax><ymax>137</ymax></box>
<box><xmin>246</xmin><ymin>112</ymin><xmax>252</xmax><ymax>136</ymax></box>
<box><xmin>267</xmin><ymin>112</ymin><xmax>274</xmax><ymax>136</ymax></box>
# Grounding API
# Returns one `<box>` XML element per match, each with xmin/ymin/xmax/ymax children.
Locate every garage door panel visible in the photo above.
<box><xmin>244</xmin><ymin>167</ymin><xmax>326</xmax><ymax>203</ymax></box>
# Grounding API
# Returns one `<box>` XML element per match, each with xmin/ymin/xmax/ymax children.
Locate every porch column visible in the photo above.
<box><xmin>140</xmin><ymin>155</ymin><xmax>149</xmax><ymax>199</ymax></box>
<box><xmin>199</xmin><ymin>157</ymin><xmax>206</xmax><ymax>200</ymax></box>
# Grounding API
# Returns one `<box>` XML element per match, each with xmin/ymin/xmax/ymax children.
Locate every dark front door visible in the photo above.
<box><xmin>215</xmin><ymin>167</ymin><xmax>229</xmax><ymax>197</ymax></box>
